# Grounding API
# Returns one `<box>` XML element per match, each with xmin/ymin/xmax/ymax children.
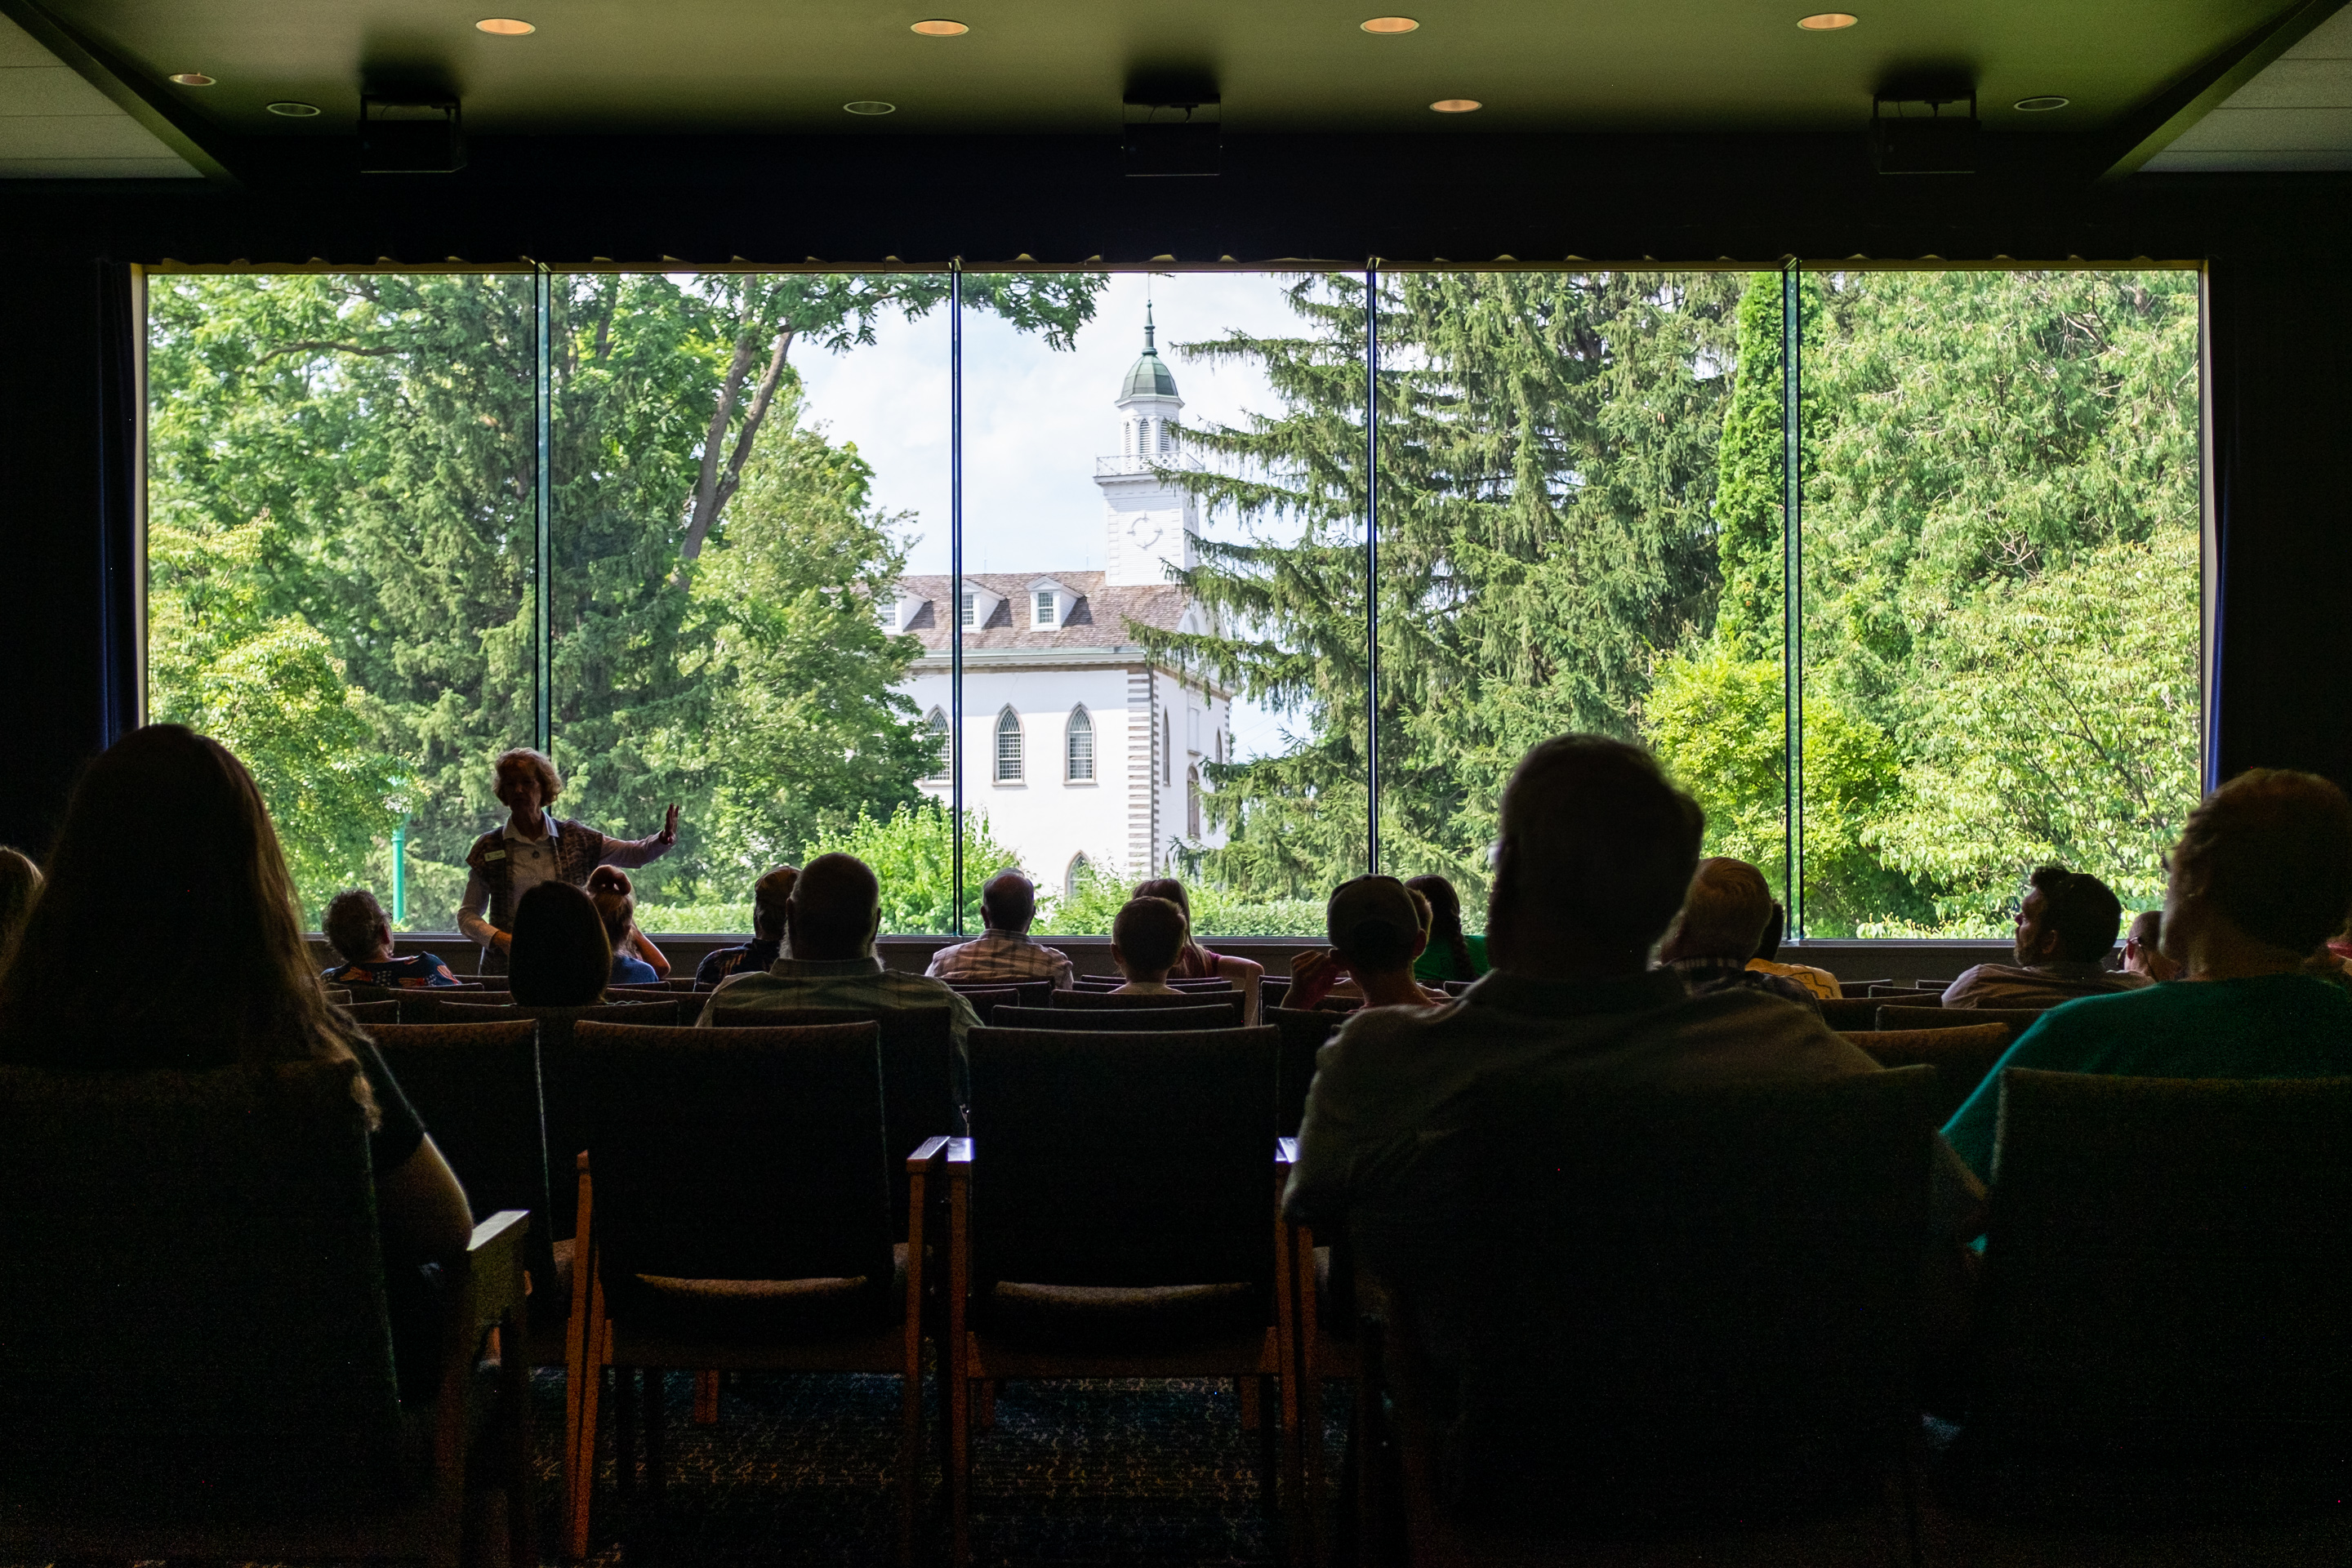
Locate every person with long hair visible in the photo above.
<box><xmin>1405</xmin><ymin>873</ymin><xmax>1488</xmax><ymax>985</ymax></box>
<box><xmin>0</xmin><ymin>726</ymin><xmax>473</xmax><ymax>1394</ymax></box>
<box><xmin>586</xmin><ymin>865</ymin><xmax>670</xmax><ymax>978</ymax></box>
<box><xmin>0</xmin><ymin>844</ymin><xmax>41</xmax><ymax>973</ymax></box>
<box><xmin>1131</xmin><ymin>876</ymin><xmax>1263</xmax><ymax>1023</ymax></box>
<box><xmin>592</xmin><ymin>885</ymin><xmax>657</xmax><ymax>987</ymax></box>
<box><xmin>508</xmin><ymin>881</ymin><xmax>613</xmax><ymax>1006</ymax></box>
<box><xmin>457</xmin><ymin>746</ymin><xmax>679</xmax><ymax>974</ymax></box>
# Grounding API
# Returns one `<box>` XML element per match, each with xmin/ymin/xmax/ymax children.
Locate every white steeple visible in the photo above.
<box><xmin>1099</xmin><ymin>303</ymin><xmax>1200</xmax><ymax>587</ymax></box>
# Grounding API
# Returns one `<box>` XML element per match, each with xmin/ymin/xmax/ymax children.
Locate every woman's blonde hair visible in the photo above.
<box><xmin>494</xmin><ymin>747</ymin><xmax>564</xmax><ymax>806</ymax></box>
<box><xmin>0</xmin><ymin>726</ymin><xmax>378</xmax><ymax>1125</ymax></box>
<box><xmin>0</xmin><ymin>845</ymin><xmax>41</xmax><ymax>972</ymax></box>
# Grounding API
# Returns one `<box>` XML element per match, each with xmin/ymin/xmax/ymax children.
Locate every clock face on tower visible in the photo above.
<box><xmin>1129</xmin><ymin>517</ymin><xmax>1164</xmax><ymax>550</ymax></box>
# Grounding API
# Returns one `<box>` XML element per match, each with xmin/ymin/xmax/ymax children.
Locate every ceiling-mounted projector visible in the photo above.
<box><xmin>360</xmin><ymin>96</ymin><xmax>466</xmax><ymax>174</ymax></box>
<box><xmin>1869</xmin><ymin>91</ymin><xmax>1978</xmax><ymax>175</ymax></box>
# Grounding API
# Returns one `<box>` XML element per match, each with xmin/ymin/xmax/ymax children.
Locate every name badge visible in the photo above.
<box><xmin>485</xmin><ymin>849</ymin><xmax>506</xmax><ymax>861</ymax></box>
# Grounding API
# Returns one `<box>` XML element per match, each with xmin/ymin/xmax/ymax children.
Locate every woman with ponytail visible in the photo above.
<box><xmin>1405</xmin><ymin>873</ymin><xmax>1488</xmax><ymax>985</ymax></box>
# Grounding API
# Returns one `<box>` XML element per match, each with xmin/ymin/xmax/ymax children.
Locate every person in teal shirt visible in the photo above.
<box><xmin>1943</xmin><ymin>767</ymin><xmax>2352</xmax><ymax>1182</ymax></box>
<box><xmin>1407</xmin><ymin>873</ymin><xmax>1490</xmax><ymax>984</ymax></box>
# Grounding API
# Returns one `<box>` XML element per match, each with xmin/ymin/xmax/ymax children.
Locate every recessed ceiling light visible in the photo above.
<box><xmin>844</xmin><ymin>100</ymin><xmax>897</xmax><ymax>115</ymax></box>
<box><xmin>1361</xmin><ymin>16</ymin><xmax>1419</xmax><ymax>33</ymax></box>
<box><xmin>2014</xmin><ymin>96</ymin><xmax>2071</xmax><ymax>112</ymax></box>
<box><xmin>1430</xmin><ymin>98</ymin><xmax>1481</xmax><ymax>114</ymax></box>
<box><xmin>267</xmin><ymin>100</ymin><xmax>322</xmax><ymax>117</ymax></box>
<box><xmin>474</xmin><ymin>17</ymin><xmax>536</xmax><ymax>35</ymax></box>
<box><xmin>1797</xmin><ymin>12</ymin><xmax>1859</xmax><ymax>29</ymax></box>
<box><xmin>910</xmin><ymin>19</ymin><xmax>969</xmax><ymax>35</ymax></box>
<box><xmin>168</xmin><ymin>73</ymin><xmax>216</xmax><ymax>87</ymax></box>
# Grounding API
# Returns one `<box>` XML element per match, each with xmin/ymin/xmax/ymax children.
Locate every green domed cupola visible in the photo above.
<box><xmin>1119</xmin><ymin>304</ymin><xmax>1180</xmax><ymax>401</ymax></box>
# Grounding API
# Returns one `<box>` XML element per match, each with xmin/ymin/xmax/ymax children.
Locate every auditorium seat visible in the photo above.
<box><xmin>1355</xmin><ymin>1067</ymin><xmax>1938</xmax><ymax>1561</ymax></box>
<box><xmin>947</xmin><ymin>1024</ymin><xmax>1296</xmax><ymax>1564</ymax></box>
<box><xmin>0</xmin><ymin>1059</ymin><xmax>532</xmax><ymax>1568</ymax></box>
<box><xmin>700</xmin><ymin>1004</ymin><xmax>964</xmax><ymax>1189</ymax></box>
<box><xmin>986</xmin><ymin>1002</ymin><xmax>1239</xmax><ymax>1032</ymax></box>
<box><xmin>1844</xmin><ymin>1023</ymin><xmax>2012</xmax><ymax>1125</ymax></box>
<box><xmin>1878</xmin><ymin>1004</ymin><xmax>2047</xmax><ymax>1036</ymax></box>
<box><xmin>561</xmin><ymin>1019</ymin><xmax>932</xmax><ymax>1564</ymax></box>
<box><xmin>1930</xmin><ymin>1069</ymin><xmax>2352</xmax><ymax>1557</ymax></box>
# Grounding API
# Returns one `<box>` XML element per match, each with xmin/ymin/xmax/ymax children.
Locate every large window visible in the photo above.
<box><xmin>145</xmin><ymin>263</ymin><xmax>2202</xmax><ymax>943</ymax></box>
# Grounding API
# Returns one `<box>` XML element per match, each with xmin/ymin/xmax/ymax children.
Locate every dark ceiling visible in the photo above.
<box><xmin>19</xmin><ymin>0</ymin><xmax>2331</xmax><ymax>139</ymax></box>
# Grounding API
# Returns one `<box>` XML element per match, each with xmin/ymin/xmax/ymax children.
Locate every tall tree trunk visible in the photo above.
<box><xmin>679</xmin><ymin>318</ymin><xmax>795</xmax><ymax>567</ymax></box>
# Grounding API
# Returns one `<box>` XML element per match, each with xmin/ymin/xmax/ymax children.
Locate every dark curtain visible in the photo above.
<box><xmin>2205</xmin><ymin>260</ymin><xmax>2352</xmax><ymax>794</ymax></box>
<box><xmin>95</xmin><ymin>259</ymin><xmax>145</xmax><ymax>748</ymax></box>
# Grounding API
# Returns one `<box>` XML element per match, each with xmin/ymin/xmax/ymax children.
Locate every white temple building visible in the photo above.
<box><xmin>891</xmin><ymin>309</ymin><xmax>1234</xmax><ymax>897</ymax></box>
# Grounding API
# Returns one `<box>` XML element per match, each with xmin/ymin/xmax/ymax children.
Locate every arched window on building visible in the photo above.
<box><xmin>1187</xmin><ymin>765</ymin><xmax>1202</xmax><ymax>839</ymax></box>
<box><xmin>1066</xmin><ymin>852</ymin><xmax>1092</xmax><ymax>898</ymax></box>
<box><xmin>1066</xmin><ymin>706</ymin><xmax>1094</xmax><ymax>782</ymax></box>
<box><xmin>995</xmin><ymin>706</ymin><xmax>1023</xmax><ymax>783</ymax></box>
<box><xmin>924</xmin><ymin>708</ymin><xmax>950</xmax><ymax>781</ymax></box>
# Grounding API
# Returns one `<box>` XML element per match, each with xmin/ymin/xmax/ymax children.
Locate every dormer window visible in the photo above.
<box><xmin>957</xmin><ymin>581</ymin><xmax>1003</xmax><ymax>630</ymax></box>
<box><xmin>881</xmin><ymin>588</ymin><xmax>928</xmax><ymax>631</ymax></box>
<box><xmin>1027</xmin><ymin>579</ymin><xmax>1070</xmax><ymax>630</ymax></box>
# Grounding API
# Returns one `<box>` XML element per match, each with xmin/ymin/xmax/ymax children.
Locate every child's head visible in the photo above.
<box><xmin>586</xmin><ymin>866</ymin><xmax>633</xmax><ymax>898</ymax></box>
<box><xmin>1326</xmin><ymin>875</ymin><xmax>1427</xmax><ymax>978</ymax></box>
<box><xmin>592</xmin><ymin>888</ymin><xmax>635</xmax><ymax>951</ymax></box>
<box><xmin>324</xmin><ymin>888</ymin><xmax>392</xmax><ymax>964</ymax></box>
<box><xmin>1111</xmin><ymin>896</ymin><xmax>1189</xmax><ymax>982</ymax></box>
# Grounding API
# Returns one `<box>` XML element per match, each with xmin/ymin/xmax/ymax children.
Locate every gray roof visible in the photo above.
<box><xmin>898</xmin><ymin>572</ymin><xmax>1188</xmax><ymax>653</ymax></box>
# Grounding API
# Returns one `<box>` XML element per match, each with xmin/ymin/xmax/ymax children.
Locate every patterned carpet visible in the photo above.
<box><xmin>552</xmin><ymin>1368</ymin><xmax>1345</xmax><ymax>1566</ymax></box>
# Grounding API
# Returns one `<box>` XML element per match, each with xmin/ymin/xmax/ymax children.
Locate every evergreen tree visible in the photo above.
<box><xmin>1140</xmin><ymin>270</ymin><xmax>1745</xmax><ymax>903</ymax></box>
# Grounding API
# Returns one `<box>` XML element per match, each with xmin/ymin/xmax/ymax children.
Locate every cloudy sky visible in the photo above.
<box><xmin>791</xmin><ymin>270</ymin><xmax>1336</xmax><ymax>761</ymax></box>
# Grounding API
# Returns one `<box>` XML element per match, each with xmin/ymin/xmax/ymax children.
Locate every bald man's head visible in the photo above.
<box><xmin>1659</xmin><ymin>858</ymin><xmax>1775</xmax><ymax>964</ymax></box>
<box><xmin>788</xmin><ymin>853</ymin><xmax>881</xmax><ymax>960</ymax></box>
<box><xmin>980</xmin><ymin>870</ymin><xmax>1036</xmax><ymax>933</ymax></box>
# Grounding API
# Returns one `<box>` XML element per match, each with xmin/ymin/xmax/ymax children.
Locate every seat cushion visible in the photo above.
<box><xmin>605</xmin><ymin>1242</ymin><xmax>906</xmax><ymax>1344</ymax></box>
<box><xmin>973</xmin><ymin>1279</ymin><xmax>1263</xmax><ymax>1352</ymax></box>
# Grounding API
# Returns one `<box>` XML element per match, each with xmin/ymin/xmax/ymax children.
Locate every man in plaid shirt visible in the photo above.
<box><xmin>924</xmin><ymin>871</ymin><xmax>1076</xmax><ymax>991</ymax></box>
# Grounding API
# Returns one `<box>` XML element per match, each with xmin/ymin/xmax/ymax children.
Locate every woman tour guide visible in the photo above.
<box><xmin>458</xmin><ymin>747</ymin><xmax>679</xmax><ymax>973</ymax></box>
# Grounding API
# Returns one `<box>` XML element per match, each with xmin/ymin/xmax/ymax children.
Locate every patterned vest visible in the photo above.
<box><xmin>463</xmin><ymin>817</ymin><xmax>605</xmax><ymax>933</ymax></box>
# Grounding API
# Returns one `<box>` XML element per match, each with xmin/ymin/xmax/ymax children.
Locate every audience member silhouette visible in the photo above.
<box><xmin>1943</xmin><ymin>768</ymin><xmax>2352</xmax><ymax>1180</ymax></box>
<box><xmin>594</xmin><ymin>886</ymin><xmax>658</xmax><ymax>987</ymax></box>
<box><xmin>0</xmin><ymin>844</ymin><xmax>42</xmax><ymax>971</ymax></box>
<box><xmin>1942</xmin><ymin>864</ymin><xmax>2142</xmax><ymax>1008</ymax></box>
<box><xmin>2120</xmin><ymin>908</ymin><xmax>2180</xmax><ymax>982</ymax></box>
<box><xmin>1657</xmin><ymin>858</ymin><xmax>1823</xmax><ymax>1013</ymax></box>
<box><xmin>1285</xmin><ymin>734</ymin><xmax>1912</xmax><ymax>1235</ymax></box>
<box><xmin>1134</xmin><ymin>876</ymin><xmax>1263</xmax><ymax>1022</ymax></box>
<box><xmin>321</xmin><ymin>889</ymin><xmax>461</xmax><ymax>988</ymax></box>
<box><xmin>697</xmin><ymin>864</ymin><xmax>795</xmax><ymax>987</ymax></box>
<box><xmin>1108</xmin><ymin>896</ymin><xmax>1189</xmax><ymax>995</ymax></box>
<box><xmin>1405</xmin><ymin>872</ymin><xmax>1487</xmax><ymax>985</ymax></box>
<box><xmin>1744</xmin><ymin>901</ymin><xmax>1841</xmax><ymax>1001</ymax></box>
<box><xmin>1290</xmin><ymin>875</ymin><xmax>1450</xmax><ymax>1010</ymax></box>
<box><xmin>587</xmin><ymin>864</ymin><xmax>670</xmax><ymax>978</ymax></box>
<box><xmin>927</xmin><ymin>869</ymin><xmax>1076</xmax><ymax>989</ymax></box>
<box><xmin>697</xmin><ymin>852</ymin><xmax>981</xmax><ymax>1089</ymax></box>
<box><xmin>506</xmin><ymin>880</ymin><xmax>612</xmax><ymax>1007</ymax></box>
<box><xmin>0</xmin><ymin>724</ymin><xmax>472</xmax><ymax>1396</ymax></box>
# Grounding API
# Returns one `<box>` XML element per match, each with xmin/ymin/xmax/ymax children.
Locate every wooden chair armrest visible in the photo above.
<box><xmin>576</xmin><ymin>1150</ymin><xmax>590</xmax><ymax>1172</ymax></box>
<box><xmin>1276</xmin><ymin>1137</ymin><xmax>1298</xmax><ymax>1170</ymax></box>
<box><xmin>946</xmin><ymin>1136</ymin><xmax>973</xmax><ymax>1179</ymax></box>
<box><xmin>465</xmin><ymin>1209</ymin><xmax>531</xmax><ymax>1334</ymax></box>
<box><xmin>907</xmin><ymin>1134</ymin><xmax>950</xmax><ymax>1173</ymax></box>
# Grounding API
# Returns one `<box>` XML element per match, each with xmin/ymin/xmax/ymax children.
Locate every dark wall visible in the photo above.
<box><xmin>5</xmin><ymin>130</ymin><xmax>2350</xmax><ymax>849</ymax></box>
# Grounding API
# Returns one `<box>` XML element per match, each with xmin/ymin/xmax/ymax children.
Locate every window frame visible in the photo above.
<box><xmin>994</xmin><ymin>705</ymin><xmax>1024</xmax><ymax>784</ymax></box>
<box><xmin>1065</xmin><ymin>704</ymin><xmax>1095</xmax><ymax>783</ymax></box>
